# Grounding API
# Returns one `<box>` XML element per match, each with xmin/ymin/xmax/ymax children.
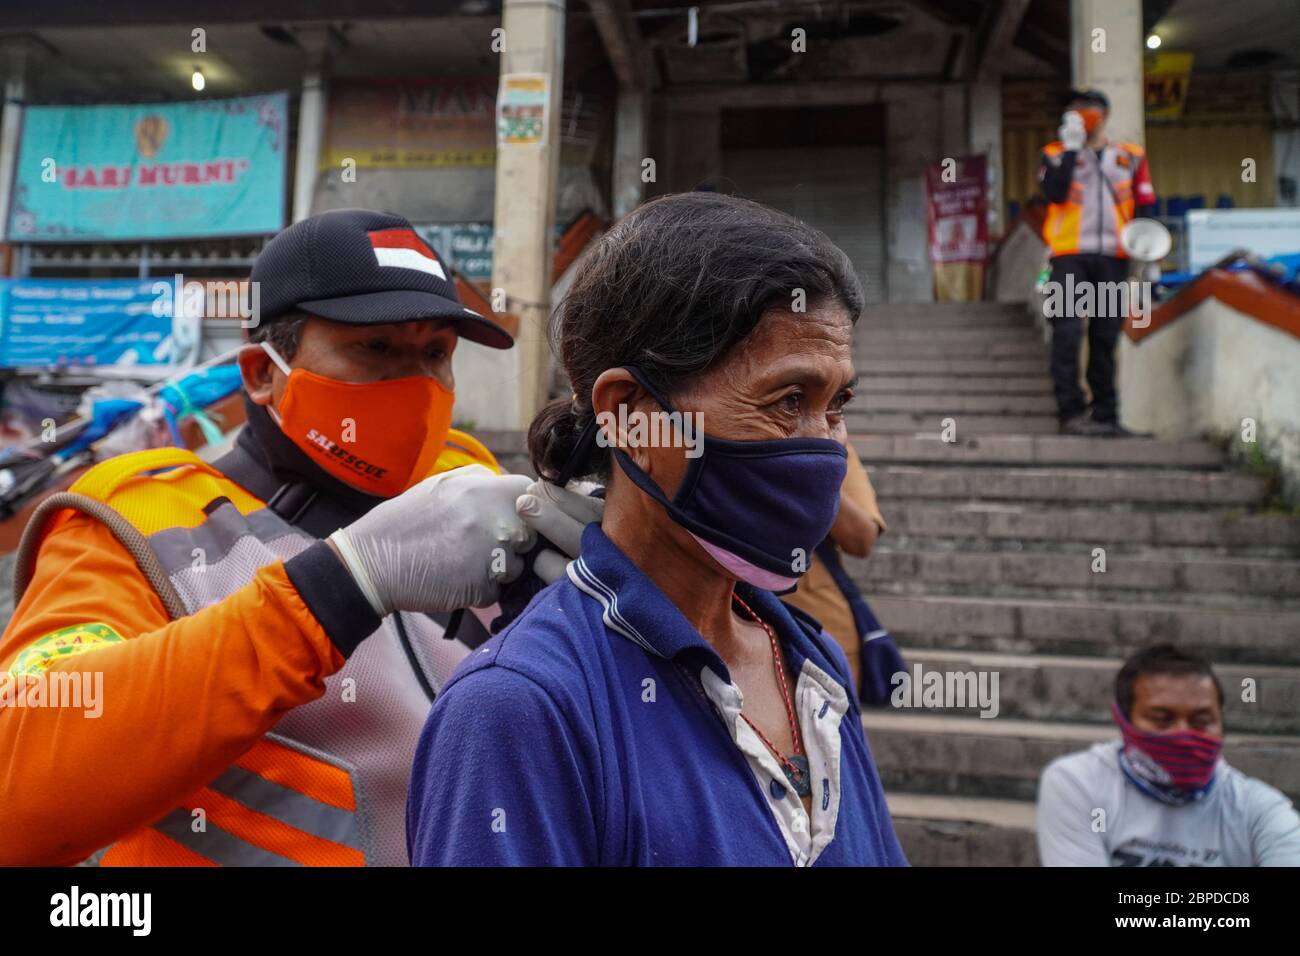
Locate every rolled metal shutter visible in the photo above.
<box><xmin>721</xmin><ymin>146</ymin><xmax>887</xmax><ymax>303</ymax></box>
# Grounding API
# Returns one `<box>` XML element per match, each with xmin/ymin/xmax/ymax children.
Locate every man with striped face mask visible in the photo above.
<box><xmin>1037</xmin><ymin>645</ymin><xmax>1300</xmax><ymax>867</ymax></box>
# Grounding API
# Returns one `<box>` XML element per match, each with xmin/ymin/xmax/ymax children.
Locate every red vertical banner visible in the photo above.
<box><xmin>925</xmin><ymin>154</ymin><xmax>989</xmax><ymax>302</ymax></box>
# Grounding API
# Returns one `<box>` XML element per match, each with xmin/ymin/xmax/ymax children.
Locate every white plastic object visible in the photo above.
<box><xmin>1121</xmin><ymin>218</ymin><xmax>1173</xmax><ymax>262</ymax></box>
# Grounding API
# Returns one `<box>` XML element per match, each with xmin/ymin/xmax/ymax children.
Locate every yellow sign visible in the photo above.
<box><xmin>1145</xmin><ymin>52</ymin><xmax>1194</xmax><ymax>120</ymax></box>
<box><xmin>320</xmin><ymin>147</ymin><xmax>496</xmax><ymax>169</ymax></box>
<box><xmin>321</xmin><ymin>78</ymin><xmax>497</xmax><ymax>170</ymax></box>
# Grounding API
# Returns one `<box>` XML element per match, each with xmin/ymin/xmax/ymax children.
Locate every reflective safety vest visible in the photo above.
<box><xmin>1041</xmin><ymin>140</ymin><xmax>1147</xmax><ymax>258</ymax></box>
<box><xmin>23</xmin><ymin>437</ymin><xmax>492</xmax><ymax>866</ymax></box>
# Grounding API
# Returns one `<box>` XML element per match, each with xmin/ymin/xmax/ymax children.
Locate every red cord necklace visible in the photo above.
<box><xmin>731</xmin><ymin>593</ymin><xmax>811</xmax><ymax>798</ymax></box>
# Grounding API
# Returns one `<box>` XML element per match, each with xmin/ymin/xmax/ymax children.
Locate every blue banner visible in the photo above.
<box><xmin>8</xmin><ymin>92</ymin><xmax>288</xmax><ymax>242</ymax></box>
<box><xmin>0</xmin><ymin>278</ymin><xmax>192</xmax><ymax>368</ymax></box>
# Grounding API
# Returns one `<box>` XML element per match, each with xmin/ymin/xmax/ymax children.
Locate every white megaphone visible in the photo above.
<box><xmin>1121</xmin><ymin>217</ymin><xmax>1172</xmax><ymax>263</ymax></box>
<box><xmin>1121</xmin><ymin>218</ymin><xmax>1171</xmax><ymax>284</ymax></box>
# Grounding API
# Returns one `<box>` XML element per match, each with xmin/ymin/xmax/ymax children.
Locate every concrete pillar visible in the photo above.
<box><xmin>1071</xmin><ymin>0</ymin><xmax>1145</xmax><ymax>147</ymax></box>
<box><xmin>885</xmin><ymin>87</ymin><xmax>941</xmax><ymax>302</ymax></box>
<box><xmin>291</xmin><ymin>29</ymin><xmax>333</xmax><ymax>223</ymax></box>
<box><xmin>292</xmin><ymin>71</ymin><xmax>326</xmax><ymax>222</ymax></box>
<box><xmin>0</xmin><ymin>40</ymin><xmax>39</xmax><ymax>245</ymax></box>
<box><xmin>612</xmin><ymin>90</ymin><xmax>648</xmax><ymax>219</ymax></box>
<box><xmin>0</xmin><ymin>71</ymin><xmax>25</xmax><ymax>244</ymax></box>
<box><xmin>491</xmin><ymin>0</ymin><xmax>566</xmax><ymax>429</ymax></box>
<box><xmin>969</xmin><ymin>80</ymin><xmax>1004</xmax><ymax>236</ymax></box>
<box><xmin>588</xmin><ymin>0</ymin><xmax>649</xmax><ymax>218</ymax></box>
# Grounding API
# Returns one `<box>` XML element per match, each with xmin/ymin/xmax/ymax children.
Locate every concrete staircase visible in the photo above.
<box><xmin>849</xmin><ymin>302</ymin><xmax>1300</xmax><ymax>866</ymax></box>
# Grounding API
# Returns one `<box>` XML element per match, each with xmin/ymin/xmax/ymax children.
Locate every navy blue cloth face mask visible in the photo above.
<box><xmin>562</xmin><ymin>365</ymin><xmax>848</xmax><ymax>591</ymax></box>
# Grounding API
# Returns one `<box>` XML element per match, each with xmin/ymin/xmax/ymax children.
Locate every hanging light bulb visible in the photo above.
<box><xmin>192</xmin><ymin>69</ymin><xmax>206</xmax><ymax>91</ymax></box>
<box><xmin>1146</xmin><ymin>34</ymin><xmax>1162</xmax><ymax>50</ymax></box>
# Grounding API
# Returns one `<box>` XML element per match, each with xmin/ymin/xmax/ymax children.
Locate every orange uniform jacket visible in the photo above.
<box><xmin>1039</xmin><ymin>139</ymin><xmax>1156</xmax><ymax>258</ymax></box>
<box><xmin>0</xmin><ymin>430</ymin><xmax>498</xmax><ymax>866</ymax></box>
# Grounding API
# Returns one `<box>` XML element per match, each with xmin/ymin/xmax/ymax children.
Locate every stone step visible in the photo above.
<box><xmin>509</xmin><ymin>460</ymin><xmax>536</xmax><ymax>478</ymax></box>
<box><xmin>858</xmin><ymin>357</ymin><xmax>1045</xmax><ymax>375</ymax></box>
<box><xmin>885</xmin><ymin>792</ymin><xmax>1039</xmax><ymax>867</ymax></box>
<box><xmin>477</xmin><ymin>429</ymin><xmax>527</xmax><ymax>455</ymax></box>
<box><xmin>851</xmin><ymin>548</ymin><xmax>1300</xmax><ymax>605</ymax></box>
<box><xmin>865</xmin><ymin>322</ymin><xmax>1033</xmax><ymax>336</ymax></box>
<box><xmin>881</xmin><ymin>502</ymin><xmax>1300</xmax><ymax>554</ymax></box>
<box><xmin>859</xmin><ymin>375</ymin><xmax>1055</xmax><ymax>395</ymax></box>
<box><xmin>476</xmin><ymin>429</ymin><xmax>531</xmax><ymax>475</ymax></box>
<box><xmin>857</xmin><ymin>328</ymin><xmax>1039</xmax><ymax>345</ymax></box>
<box><xmin>867</xmin><ymin>464</ymin><xmax>1267</xmax><ymax>506</ymax></box>
<box><xmin>899</xmin><ymin>649</ymin><xmax>1300</xmax><ymax>734</ymax></box>
<box><xmin>851</xmin><ymin>412</ymin><xmax>1060</xmax><ymax>435</ymax></box>
<box><xmin>861</xmin><ymin>712</ymin><xmax>1300</xmax><ymax>802</ymax></box>
<box><xmin>857</xmin><ymin>343</ymin><xmax>1044</xmax><ymax>359</ymax></box>
<box><xmin>869</xmin><ymin>594</ymin><xmax>1300</xmax><ymax>665</ymax></box>
<box><xmin>857</xmin><ymin>341</ymin><xmax>1046</xmax><ymax>360</ymax></box>
<box><xmin>856</xmin><ymin>342</ymin><xmax>1048</xmax><ymax>360</ymax></box>
<box><xmin>861</xmin><ymin>393</ymin><xmax>1058</xmax><ymax>415</ymax></box>
<box><xmin>867</xmin><ymin>302</ymin><xmax>1028</xmax><ymax>322</ymax></box>
<box><xmin>850</xmin><ymin>434</ymin><xmax>1222</xmax><ymax>468</ymax></box>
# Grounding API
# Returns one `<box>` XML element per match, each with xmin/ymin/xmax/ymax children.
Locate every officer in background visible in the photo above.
<box><xmin>1039</xmin><ymin>88</ymin><xmax>1158</xmax><ymax>437</ymax></box>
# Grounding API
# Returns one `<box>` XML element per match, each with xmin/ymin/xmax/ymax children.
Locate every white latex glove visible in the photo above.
<box><xmin>515</xmin><ymin>480</ymin><xmax>606</xmax><ymax>583</ymax></box>
<box><xmin>1059</xmin><ymin>110</ymin><xmax>1086</xmax><ymax>151</ymax></box>
<box><xmin>328</xmin><ymin>464</ymin><xmax>536</xmax><ymax>614</ymax></box>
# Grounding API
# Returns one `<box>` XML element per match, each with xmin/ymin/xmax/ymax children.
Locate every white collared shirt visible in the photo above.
<box><xmin>698</xmin><ymin>656</ymin><xmax>850</xmax><ymax>866</ymax></box>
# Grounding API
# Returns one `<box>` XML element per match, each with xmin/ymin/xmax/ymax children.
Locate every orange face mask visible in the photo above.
<box><xmin>261</xmin><ymin>342</ymin><xmax>454</xmax><ymax>497</ymax></box>
<box><xmin>1078</xmin><ymin>108</ymin><xmax>1105</xmax><ymax>134</ymax></box>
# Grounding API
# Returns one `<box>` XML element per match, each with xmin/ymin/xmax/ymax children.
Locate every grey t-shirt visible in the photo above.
<box><xmin>1037</xmin><ymin>741</ymin><xmax>1300</xmax><ymax>866</ymax></box>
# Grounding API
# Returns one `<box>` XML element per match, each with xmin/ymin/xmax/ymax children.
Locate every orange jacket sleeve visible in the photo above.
<box><xmin>0</xmin><ymin>512</ymin><xmax>357</xmax><ymax>866</ymax></box>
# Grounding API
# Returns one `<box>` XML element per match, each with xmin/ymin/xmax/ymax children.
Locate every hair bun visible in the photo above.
<box><xmin>527</xmin><ymin>398</ymin><xmax>600</xmax><ymax>482</ymax></box>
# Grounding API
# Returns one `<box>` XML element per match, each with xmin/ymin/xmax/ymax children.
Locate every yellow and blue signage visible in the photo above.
<box><xmin>8</xmin><ymin>92</ymin><xmax>288</xmax><ymax>242</ymax></box>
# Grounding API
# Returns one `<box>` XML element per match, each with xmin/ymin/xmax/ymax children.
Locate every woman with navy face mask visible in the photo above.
<box><xmin>406</xmin><ymin>192</ymin><xmax>907</xmax><ymax>867</ymax></box>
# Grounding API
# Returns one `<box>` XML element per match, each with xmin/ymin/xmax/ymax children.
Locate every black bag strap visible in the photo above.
<box><xmin>211</xmin><ymin>441</ymin><xmax>278</xmax><ymax>503</ymax></box>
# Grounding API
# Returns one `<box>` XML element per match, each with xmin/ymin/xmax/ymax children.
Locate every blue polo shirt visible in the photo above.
<box><xmin>407</xmin><ymin>524</ymin><xmax>907</xmax><ymax>867</ymax></box>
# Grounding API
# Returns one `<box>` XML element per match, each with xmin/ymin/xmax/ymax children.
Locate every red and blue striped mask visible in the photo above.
<box><xmin>1112</xmin><ymin>701</ymin><xmax>1223</xmax><ymax>803</ymax></box>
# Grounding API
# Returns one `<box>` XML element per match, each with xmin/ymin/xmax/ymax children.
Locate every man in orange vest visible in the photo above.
<box><xmin>1039</xmin><ymin>88</ymin><xmax>1157</xmax><ymax>437</ymax></box>
<box><xmin>0</xmin><ymin>209</ymin><xmax>593</xmax><ymax>866</ymax></box>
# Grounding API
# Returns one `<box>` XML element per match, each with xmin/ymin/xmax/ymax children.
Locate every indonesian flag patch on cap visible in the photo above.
<box><xmin>368</xmin><ymin>228</ymin><xmax>447</xmax><ymax>280</ymax></box>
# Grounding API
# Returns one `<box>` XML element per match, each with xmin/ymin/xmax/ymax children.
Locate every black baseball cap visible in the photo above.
<box><xmin>1064</xmin><ymin>88</ymin><xmax>1110</xmax><ymax>111</ymax></box>
<box><xmin>251</xmin><ymin>208</ymin><xmax>513</xmax><ymax>349</ymax></box>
